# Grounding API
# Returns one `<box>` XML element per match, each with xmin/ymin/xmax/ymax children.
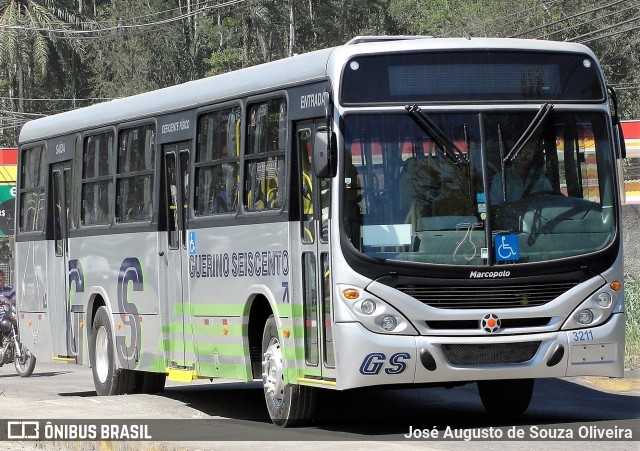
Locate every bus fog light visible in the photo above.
<box><xmin>577</xmin><ymin>309</ymin><xmax>594</xmax><ymax>325</ymax></box>
<box><xmin>361</xmin><ymin>299</ymin><xmax>376</xmax><ymax>315</ymax></box>
<box><xmin>596</xmin><ymin>292</ymin><xmax>612</xmax><ymax>308</ymax></box>
<box><xmin>380</xmin><ymin>315</ymin><xmax>397</xmax><ymax>331</ymax></box>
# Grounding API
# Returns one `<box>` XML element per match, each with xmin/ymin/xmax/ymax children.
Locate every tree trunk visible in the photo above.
<box><xmin>308</xmin><ymin>0</ymin><xmax>316</xmax><ymax>47</ymax></box>
<box><xmin>72</xmin><ymin>51</ymin><xmax>78</xmax><ymax>109</ymax></box>
<box><xmin>242</xmin><ymin>10</ymin><xmax>251</xmax><ymax>67</ymax></box>
<box><xmin>288</xmin><ymin>0</ymin><xmax>295</xmax><ymax>56</ymax></box>
<box><xmin>340</xmin><ymin>0</ymin><xmax>347</xmax><ymax>42</ymax></box>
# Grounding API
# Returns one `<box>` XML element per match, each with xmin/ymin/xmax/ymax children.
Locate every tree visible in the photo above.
<box><xmin>0</xmin><ymin>0</ymin><xmax>84</xmax><ymax>143</ymax></box>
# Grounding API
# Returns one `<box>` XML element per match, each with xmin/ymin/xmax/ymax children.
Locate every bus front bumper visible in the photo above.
<box><xmin>333</xmin><ymin>312</ymin><xmax>625</xmax><ymax>390</ymax></box>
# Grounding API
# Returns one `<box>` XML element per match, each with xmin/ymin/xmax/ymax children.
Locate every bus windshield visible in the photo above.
<box><xmin>341</xmin><ymin>111</ymin><xmax>616</xmax><ymax>266</ymax></box>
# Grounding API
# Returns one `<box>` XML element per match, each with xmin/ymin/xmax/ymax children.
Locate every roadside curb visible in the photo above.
<box><xmin>571</xmin><ymin>369</ymin><xmax>640</xmax><ymax>396</ymax></box>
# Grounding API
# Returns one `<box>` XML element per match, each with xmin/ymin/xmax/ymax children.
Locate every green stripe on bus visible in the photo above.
<box><xmin>139</xmin><ymin>359</ymin><xmax>167</xmax><ymax>373</ymax></box>
<box><xmin>162</xmin><ymin>340</ymin><xmax>247</xmax><ymax>357</ymax></box>
<box><xmin>161</xmin><ymin>322</ymin><xmax>244</xmax><ymax>336</ymax></box>
<box><xmin>172</xmin><ymin>302</ymin><xmax>304</xmax><ymax>318</ymax></box>
<box><xmin>173</xmin><ymin>304</ymin><xmax>246</xmax><ymax>316</ymax></box>
<box><xmin>282</xmin><ymin>345</ymin><xmax>305</xmax><ymax>361</ymax></box>
<box><xmin>195</xmin><ymin>343</ymin><xmax>247</xmax><ymax>356</ymax></box>
<box><xmin>275</xmin><ymin>304</ymin><xmax>304</xmax><ymax>317</ymax></box>
<box><xmin>162</xmin><ymin>340</ymin><xmax>197</xmax><ymax>353</ymax></box>
<box><xmin>197</xmin><ymin>362</ymin><xmax>252</xmax><ymax>381</ymax></box>
<box><xmin>191</xmin><ymin>323</ymin><xmax>244</xmax><ymax>336</ymax></box>
<box><xmin>300</xmin><ymin>367</ymin><xmax>323</xmax><ymax>377</ymax></box>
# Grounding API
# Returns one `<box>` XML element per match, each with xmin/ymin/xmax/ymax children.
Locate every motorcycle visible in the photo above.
<box><xmin>0</xmin><ymin>301</ymin><xmax>36</xmax><ymax>377</ymax></box>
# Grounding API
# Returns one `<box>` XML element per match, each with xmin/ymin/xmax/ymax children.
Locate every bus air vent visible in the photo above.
<box><xmin>426</xmin><ymin>317</ymin><xmax>551</xmax><ymax>330</ymax></box>
<box><xmin>397</xmin><ymin>281</ymin><xmax>579</xmax><ymax>309</ymax></box>
<box><xmin>441</xmin><ymin>341</ymin><xmax>541</xmax><ymax>366</ymax></box>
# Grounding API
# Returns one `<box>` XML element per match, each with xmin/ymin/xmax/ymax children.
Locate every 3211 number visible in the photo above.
<box><xmin>572</xmin><ymin>330</ymin><xmax>594</xmax><ymax>341</ymax></box>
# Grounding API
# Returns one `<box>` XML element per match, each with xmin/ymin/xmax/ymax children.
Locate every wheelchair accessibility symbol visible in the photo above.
<box><xmin>494</xmin><ymin>234</ymin><xmax>519</xmax><ymax>261</ymax></box>
<box><xmin>189</xmin><ymin>231</ymin><xmax>196</xmax><ymax>255</ymax></box>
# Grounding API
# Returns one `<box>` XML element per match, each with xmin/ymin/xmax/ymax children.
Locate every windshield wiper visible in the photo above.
<box><xmin>405</xmin><ymin>104</ymin><xmax>469</xmax><ymax>164</ymax></box>
<box><xmin>498</xmin><ymin>123</ymin><xmax>507</xmax><ymax>202</ymax></box>
<box><xmin>503</xmin><ymin>103</ymin><xmax>554</xmax><ymax>163</ymax></box>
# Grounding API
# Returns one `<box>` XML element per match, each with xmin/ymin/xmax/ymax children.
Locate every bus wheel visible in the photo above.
<box><xmin>89</xmin><ymin>306</ymin><xmax>135</xmax><ymax>395</ymax></box>
<box><xmin>134</xmin><ymin>371</ymin><xmax>167</xmax><ymax>394</ymax></box>
<box><xmin>477</xmin><ymin>378</ymin><xmax>534</xmax><ymax>415</ymax></box>
<box><xmin>261</xmin><ymin>315</ymin><xmax>316</xmax><ymax>427</ymax></box>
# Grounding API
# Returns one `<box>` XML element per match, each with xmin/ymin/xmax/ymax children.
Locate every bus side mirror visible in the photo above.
<box><xmin>608</xmin><ymin>86</ymin><xmax>626</xmax><ymax>159</ymax></box>
<box><xmin>314</xmin><ymin>127</ymin><xmax>337</xmax><ymax>178</ymax></box>
<box><xmin>615</xmin><ymin>122</ymin><xmax>626</xmax><ymax>159</ymax></box>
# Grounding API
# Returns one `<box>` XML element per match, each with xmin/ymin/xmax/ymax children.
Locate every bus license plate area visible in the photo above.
<box><xmin>570</xmin><ymin>342</ymin><xmax>617</xmax><ymax>364</ymax></box>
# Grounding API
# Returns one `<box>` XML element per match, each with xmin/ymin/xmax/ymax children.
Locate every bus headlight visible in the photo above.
<box><xmin>561</xmin><ymin>285</ymin><xmax>620</xmax><ymax>331</ymax></box>
<box><xmin>596</xmin><ymin>292</ymin><xmax>612</xmax><ymax>308</ymax></box>
<box><xmin>577</xmin><ymin>309</ymin><xmax>594</xmax><ymax>325</ymax></box>
<box><xmin>380</xmin><ymin>315</ymin><xmax>397</xmax><ymax>331</ymax></box>
<box><xmin>360</xmin><ymin>299</ymin><xmax>376</xmax><ymax>315</ymax></box>
<box><xmin>339</xmin><ymin>285</ymin><xmax>417</xmax><ymax>335</ymax></box>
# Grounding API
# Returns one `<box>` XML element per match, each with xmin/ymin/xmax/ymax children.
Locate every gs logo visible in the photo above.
<box><xmin>359</xmin><ymin>352</ymin><xmax>411</xmax><ymax>375</ymax></box>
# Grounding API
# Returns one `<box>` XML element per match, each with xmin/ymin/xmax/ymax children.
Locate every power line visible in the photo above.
<box><xmin>0</xmin><ymin>110</ymin><xmax>47</xmax><ymax>118</ymax></box>
<box><xmin>534</xmin><ymin>2</ymin><xmax>640</xmax><ymax>40</ymax></box>
<box><xmin>0</xmin><ymin>0</ymin><xmax>248</xmax><ymax>37</ymax></box>
<box><xmin>467</xmin><ymin>0</ymin><xmax>563</xmax><ymax>36</ymax></box>
<box><xmin>0</xmin><ymin>96</ymin><xmax>113</xmax><ymax>102</ymax></box>
<box><xmin>509</xmin><ymin>0</ymin><xmax>628</xmax><ymax>38</ymax></box>
<box><xmin>577</xmin><ymin>21</ymin><xmax>640</xmax><ymax>43</ymax></box>
<box><xmin>568</xmin><ymin>13</ymin><xmax>640</xmax><ymax>42</ymax></box>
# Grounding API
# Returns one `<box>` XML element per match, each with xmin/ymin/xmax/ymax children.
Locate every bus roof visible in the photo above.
<box><xmin>19</xmin><ymin>47</ymin><xmax>335</xmax><ymax>144</ymax></box>
<box><xmin>18</xmin><ymin>37</ymin><xmax>598</xmax><ymax>144</ymax></box>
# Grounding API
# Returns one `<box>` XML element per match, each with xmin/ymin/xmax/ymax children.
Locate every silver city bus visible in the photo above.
<box><xmin>16</xmin><ymin>37</ymin><xmax>626</xmax><ymax>426</ymax></box>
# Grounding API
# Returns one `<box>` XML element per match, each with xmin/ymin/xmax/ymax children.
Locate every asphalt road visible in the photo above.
<box><xmin>0</xmin><ymin>361</ymin><xmax>638</xmax><ymax>450</ymax></box>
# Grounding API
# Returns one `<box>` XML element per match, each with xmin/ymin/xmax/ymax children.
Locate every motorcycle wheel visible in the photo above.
<box><xmin>14</xmin><ymin>345</ymin><xmax>37</xmax><ymax>377</ymax></box>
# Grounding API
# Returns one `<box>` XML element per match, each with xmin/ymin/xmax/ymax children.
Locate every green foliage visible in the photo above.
<box><xmin>625</xmin><ymin>281</ymin><xmax>640</xmax><ymax>369</ymax></box>
<box><xmin>206</xmin><ymin>47</ymin><xmax>243</xmax><ymax>77</ymax></box>
<box><xmin>0</xmin><ymin>1</ymin><xmax>637</xmax><ymax>142</ymax></box>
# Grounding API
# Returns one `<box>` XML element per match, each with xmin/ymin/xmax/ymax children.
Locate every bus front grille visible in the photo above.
<box><xmin>397</xmin><ymin>281</ymin><xmax>579</xmax><ymax>309</ymax></box>
<box><xmin>441</xmin><ymin>341</ymin><xmax>541</xmax><ymax>366</ymax></box>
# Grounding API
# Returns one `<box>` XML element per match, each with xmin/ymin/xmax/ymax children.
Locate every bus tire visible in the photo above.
<box><xmin>134</xmin><ymin>371</ymin><xmax>167</xmax><ymax>394</ymax></box>
<box><xmin>89</xmin><ymin>306</ymin><xmax>135</xmax><ymax>395</ymax></box>
<box><xmin>262</xmin><ymin>315</ymin><xmax>316</xmax><ymax>427</ymax></box>
<box><xmin>477</xmin><ymin>378</ymin><xmax>534</xmax><ymax>416</ymax></box>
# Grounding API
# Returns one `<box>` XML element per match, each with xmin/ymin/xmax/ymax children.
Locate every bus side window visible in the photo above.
<box><xmin>19</xmin><ymin>145</ymin><xmax>47</xmax><ymax>232</ymax></box>
<box><xmin>81</xmin><ymin>132</ymin><xmax>114</xmax><ymax>226</ymax></box>
<box><xmin>116</xmin><ymin>125</ymin><xmax>155</xmax><ymax>223</ymax></box>
<box><xmin>195</xmin><ymin>107</ymin><xmax>240</xmax><ymax>216</ymax></box>
<box><xmin>245</xmin><ymin>99</ymin><xmax>286</xmax><ymax>212</ymax></box>
<box><xmin>297</xmin><ymin>128</ymin><xmax>314</xmax><ymax>243</ymax></box>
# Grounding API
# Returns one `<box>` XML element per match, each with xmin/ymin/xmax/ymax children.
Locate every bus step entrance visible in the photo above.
<box><xmin>53</xmin><ymin>356</ymin><xmax>77</xmax><ymax>363</ymax></box>
<box><xmin>166</xmin><ymin>366</ymin><xmax>197</xmax><ymax>383</ymax></box>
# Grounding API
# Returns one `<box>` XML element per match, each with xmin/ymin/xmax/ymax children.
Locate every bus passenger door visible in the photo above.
<box><xmin>49</xmin><ymin>160</ymin><xmax>77</xmax><ymax>360</ymax></box>
<box><xmin>296</xmin><ymin>120</ymin><xmax>336</xmax><ymax>382</ymax></box>
<box><xmin>161</xmin><ymin>142</ymin><xmax>192</xmax><ymax>369</ymax></box>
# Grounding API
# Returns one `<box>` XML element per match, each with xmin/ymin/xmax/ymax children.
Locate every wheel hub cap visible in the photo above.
<box><xmin>262</xmin><ymin>337</ymin><xmax>285</xmax><ymax>407</ymax></box>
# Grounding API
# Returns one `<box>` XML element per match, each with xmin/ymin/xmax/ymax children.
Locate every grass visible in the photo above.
<box><xmin>625</xmin><ymin>280</ymin><xmax>640</xmax><ymax>370</ymax></box>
